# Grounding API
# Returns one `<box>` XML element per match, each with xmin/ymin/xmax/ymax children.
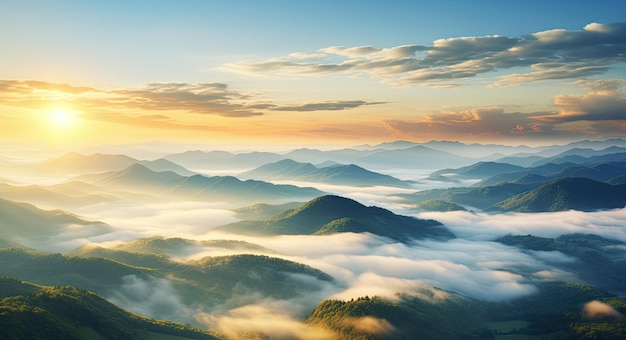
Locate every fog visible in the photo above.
<box><xmin>1</xmin><ymin>150</ymin><xmax>625</xmax><ymax>338</ymax></box>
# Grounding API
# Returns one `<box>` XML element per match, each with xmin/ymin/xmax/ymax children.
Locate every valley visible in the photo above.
<box><xmin>1</xmin><ymin>139</ymin><xmax>626</xmax><ymax>339</ymax></box>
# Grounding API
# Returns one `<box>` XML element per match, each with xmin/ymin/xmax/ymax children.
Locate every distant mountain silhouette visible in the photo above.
<box><xmin>164</xmin><ymin>150</ymin><xmax>285</xmax><ymax>170</ymax></box>
<box><xmin>355</xmin><ymin>145</ymin><xmax>471</xmax><ymax>170</ymax></box>
<box><xmin>0</xmin><ymin>197</ymin><xmax>110</xmax><ymax>245</ymax></box>
<box><xmin>74</xmin><ymin>163</ymin><xmax>324</xmax><ymax>203</ymax></box>
<box><xmin>216</xmin><ymin>195</ymin><xmax>454</xmax><ymax>242</ymax></box>
<box><xmin>36</xmin><ymin>152</ymin><xmax>195</xmax><ymax>176</ymax></box>
<box><xmin>239</xmin><ymin>159</ymin><xmax>412</xmax><ymax>188</ymax></box>
<box><xmin>429</xmin><ymin>161</ymin><xmax>525</xmax><ymax>180</ymax></box>
<box><xmin>489</xmin><ymin>178</ymin><xmax>626</xmax><ymax>212</ymax></box>
<box><xmin>395</xmin><ymin>183</ymin><xmax>537</xmax><ymax>210</ymax></box>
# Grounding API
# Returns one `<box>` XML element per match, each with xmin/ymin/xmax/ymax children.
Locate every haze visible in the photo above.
<box><xmin>1</xmin><ymin>1</ymin><xmax>626</xmax><ymax>339</ymax></box>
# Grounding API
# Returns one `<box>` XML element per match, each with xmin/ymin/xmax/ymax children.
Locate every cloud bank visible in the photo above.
<box><xmin>224</xmin><ymin>22</ymin><xmax>626</xmax><ymax>87</ymax></box>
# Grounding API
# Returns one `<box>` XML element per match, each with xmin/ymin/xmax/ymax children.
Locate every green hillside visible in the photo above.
<box><xmin>216</xmin><ymin>195</ymin><xmax>454</xmax><ymax>242</ymax></box>
<box><xmin>306</xmin><ymin>282</ymin><xmax>626</xmax><ymax>340</ymax></box>
<box><xmin>490</xmin><ymin>177</ymin><xmax>626</xmax><ymax>212</ymax></box>
<box><xmin>0</xmin><ymin>276</ymin><xmax>221</xmax><ymax>340</ymax></box>
<box><xmin>413</xmin><ymin>199</ymin><xmax>466</xmax><ymax>212</ymax></box>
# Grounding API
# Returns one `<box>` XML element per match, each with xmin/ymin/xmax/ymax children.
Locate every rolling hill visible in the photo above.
<box><xmin>215</xmin><ymin>195</ymin><xmax>454</xmax><ymax>242</ymax></box>
<box><xmin>0</xmin><ymin>277</ymin><xmax>221</xmax><ymax>340</ymax></box>
<box><xmin>239</xmin><ymin>159</ymin><xmax>412</xmax><ymax>187</ymax></box>
<box><xmin>0</xmin><ymin>197</ymin><xmax>110</xmax><ymax>246</ymax></box>
<box><xmin>489</xmin><ymin>177</ymin><xmax>626</xmax><ymax>212</ymax></box>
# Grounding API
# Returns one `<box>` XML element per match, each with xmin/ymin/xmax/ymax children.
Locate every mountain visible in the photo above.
<box><xmin>530</xmin><ymin>147</ymin><xmax>626</xmax><ymax>167</ymax></box>
<box><xmin>413</xmin><ymin>200</ymin><xmax>466</xmax><ymax>212</ymax></box>
<box><xmin>164</xmin><ymin>150</ymin><xmax>285</xmax><ymax>170</ymax></box>
<box><xmin>475</xmin><ymin>160</ymin><xmax>626</xmax><ymax>187</ymax></box>
<box><xmin>0</xmin><ymin>181</ymin><xmax>113</xmax><ymax>208</ymax></box>
<box><xmin>0</xmin><ymin>277</ymin><xmax>221</xmax><ymax>340</ymax></box>
<box><xmin>74</xmin><ymin>163</ymin><xmax>324</xmax><ymax>203</ymax></box>
<box><xmin>37</xmin><ymin>152</ymin><xmax>137</xmax><ymax>174</ymax></box>
<box><xmin>239</xmin><ymin>159</ymin><xmax>413</xmax><ymax>188</ymax></box>
<box><xmin>354</xmin><ymin>145</ymin><xmax>472</xmax><ymax>170</ymax></box>
<box><xmin>1</xmin><ymin>248</ymin><xmax>334</xmax><ymax>322</ymax></box>
<box><xmin>429</xmin><ymin>161</ymin><xmax>525</xmax><ymax>180</ymax></box>
<box><xmin>233</xmin><ymin>201</ymin><xmax>303</xmax><ymax>220</ymax></box>
<box><xmin>35</xmin><ymin>152</ymin><xmax>195</xmax><ymax>176</ymax></box>
<box><xmin>306</xmin><ymin>281</ymin><xmax>623</xmax><ymax>340</ymax></box>
<box><xmin>490</xmin><ymin>178</ymin><xmax>626</xmax><ymax>212</ymax></box>
<box><xmin>0</xmin><ymin>197</ymin><xmax>110</xmax><ymax>246</ymax></box>
<box><xmin>112</xmin><ymin>236</ymin><xmax>273</xmax><ymax>256</ymax></box>
<box><xmin>215</xmin><ymin>195</ymin><xmax>454</xmax><ymax>242</ymax></box>
<box><xmin>394</xmin><ymin>183</ymin><xmax>538</xmax><ymax>210</ymax></box>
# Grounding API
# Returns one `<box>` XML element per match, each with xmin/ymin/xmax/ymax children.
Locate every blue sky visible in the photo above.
<box><xmin>1</xmin><ymin>1</ymin><xmax>626</xmax><ymax>147</ymax></box>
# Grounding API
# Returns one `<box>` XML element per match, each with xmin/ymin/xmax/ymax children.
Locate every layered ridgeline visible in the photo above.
<box><xmin>0</xmin><ymin>277</ymin><xmax>221</xmax><ymax>340</ymax></box>
<box><xmin>0</xmin><ymin>247</ymin><xmax>333</xmax><ymax>324</ymax></box>
<box><xmin>218</xmin><ymin>195</ymin><xmax>454</xmax><ymax>242</ymax></box>
<box><xmin>238</xmin><ymin>159</ymin><xmax>413</xmax><ymax>188</ymax></box>
<box><xmin>72</xmin><ymin>163</ymin><xmax>324</xmax><ymax>203</ymax></box>
<box><xmin>0</xmin><ymin>197</ymin><xmax>110</xmax><ymax>248</ymax></box>
<box><xmin>490</xmin><ymin>177</ymin><xmax>626</xmax><ymax>212</ymax></box>
<box><xmin>396</xmin><ymin>155</ymin><xmax>626</xmax><ymax>212</ymax></box>
<box><xmin>34</xmin><ymin>152</ymin><xmax>197</xmax><ymax>176</ymax></box>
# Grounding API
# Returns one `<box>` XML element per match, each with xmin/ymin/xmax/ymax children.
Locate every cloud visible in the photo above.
<box><xmin>417</xmin><ymin>208</ymin><xmax>626</xmax><ymax>243</ymax></box>
<box><xmin>583</xmin><ymin>300</ymin><xmax>625</xmax><ymax>320</ymax></box>
<box><xmin>224</xmin><ymin>22</ymin><xmax>626</xmax><ymax>87</ymax></box>
<box><xmin>270</xmin><ymin>100</ymin><xmax>386</xmax><ymax>112</ymax></box>
<box><xmin>0</xmin><ymin>80</ymin><xmax>381</xmax><ymax>123</ymax></box>
<box><xmin>108</xmin><ymin>274</ymin><xmax>191</xmax><ymax>322</ymax></box>
<box><xmin>383</xmin><ymin>107</ymin><xmax>558</xmax><ymax>142</ymax></box>
<box><xmin>383</xmin><ymin>78</ymin><xmax>626</xmax><ymax>141</ymax></box>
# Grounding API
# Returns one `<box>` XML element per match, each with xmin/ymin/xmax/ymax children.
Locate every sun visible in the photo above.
<box><xmin>50</xmin><ymin>109</ymin><xmax>79</xmax><ymax>127</ymax></box>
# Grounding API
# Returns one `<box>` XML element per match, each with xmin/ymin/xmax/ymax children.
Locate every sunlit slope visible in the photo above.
<box><xmin>0</xmin><ymin>248</ymin><xmax>333</xmax><ymax>316</ymax></box>
<box><xmin>306</xmin><ymin>282</ymin><xmax>624</xmax><ymax>340</ymax></box>
<box><xmin>0</xmin><ymin>197</ymin><xmax>110</xmax><ymax>245</ymax></box>
<box><xmin>217</xmin><ymin>195</ymin><xmax>454</xmax><ymax>242</ymax></box>
<box><xmin>112</xmin><ymin>236</ymin><xmax>274</xmax><ymax>256</ymax></box>
<box><xmin>0</xmin><ymin>277</ymin><xmax>221</xmax><ymax>340</ymax></box>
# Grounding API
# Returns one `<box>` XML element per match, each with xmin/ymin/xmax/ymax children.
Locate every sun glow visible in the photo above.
<box><xmin>50</xmin><ymin>109</ymin><xmax>79</xmax><ymax>127</ymax></box>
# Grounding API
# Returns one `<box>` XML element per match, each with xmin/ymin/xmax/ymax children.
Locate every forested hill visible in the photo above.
<box><xmin>216</xmin><ymin>195</ymin><xmax>454</xmax><ymax>242</ymax></box>
<box><xmin>0</xmin><ymin>276</ymin><xmax>221</xmax><ymax>340</ymax></box>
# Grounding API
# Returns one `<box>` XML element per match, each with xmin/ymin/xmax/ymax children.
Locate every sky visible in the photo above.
<box><xmin>1</xmin><ymin>0</ymin><xmax>626</xmax><ymax>149</ymax></box>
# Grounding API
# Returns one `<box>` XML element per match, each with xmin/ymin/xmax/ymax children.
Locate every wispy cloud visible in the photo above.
<box><xmin>224</xmin><ymin>22</ymin><xmax>626</xmax><ymax>87</ymax></box>
<box><xmin>0</xmin><ymin>80</ymin><xmax>384</xmax><ymax>121</ymax></box>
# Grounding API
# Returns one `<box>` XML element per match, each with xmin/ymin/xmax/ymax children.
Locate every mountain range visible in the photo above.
<box><xmin>73</xmin><ymin>163</ymin><xmax>324</xmax><ymax>203</ymax></box>
<box><xmin>34</xmin><ymin>152</ymin><xmax>197</xmax><ymax>176</ymax></box>
<box><xmin>216</xmin><ymin>195</ymin><xmax>454</xmax><ymax>242</ymax></box>
<box><xmin>239</xmin><ymin>159</ymin><xmax>413</xmax><ymax>187</ymax></box>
